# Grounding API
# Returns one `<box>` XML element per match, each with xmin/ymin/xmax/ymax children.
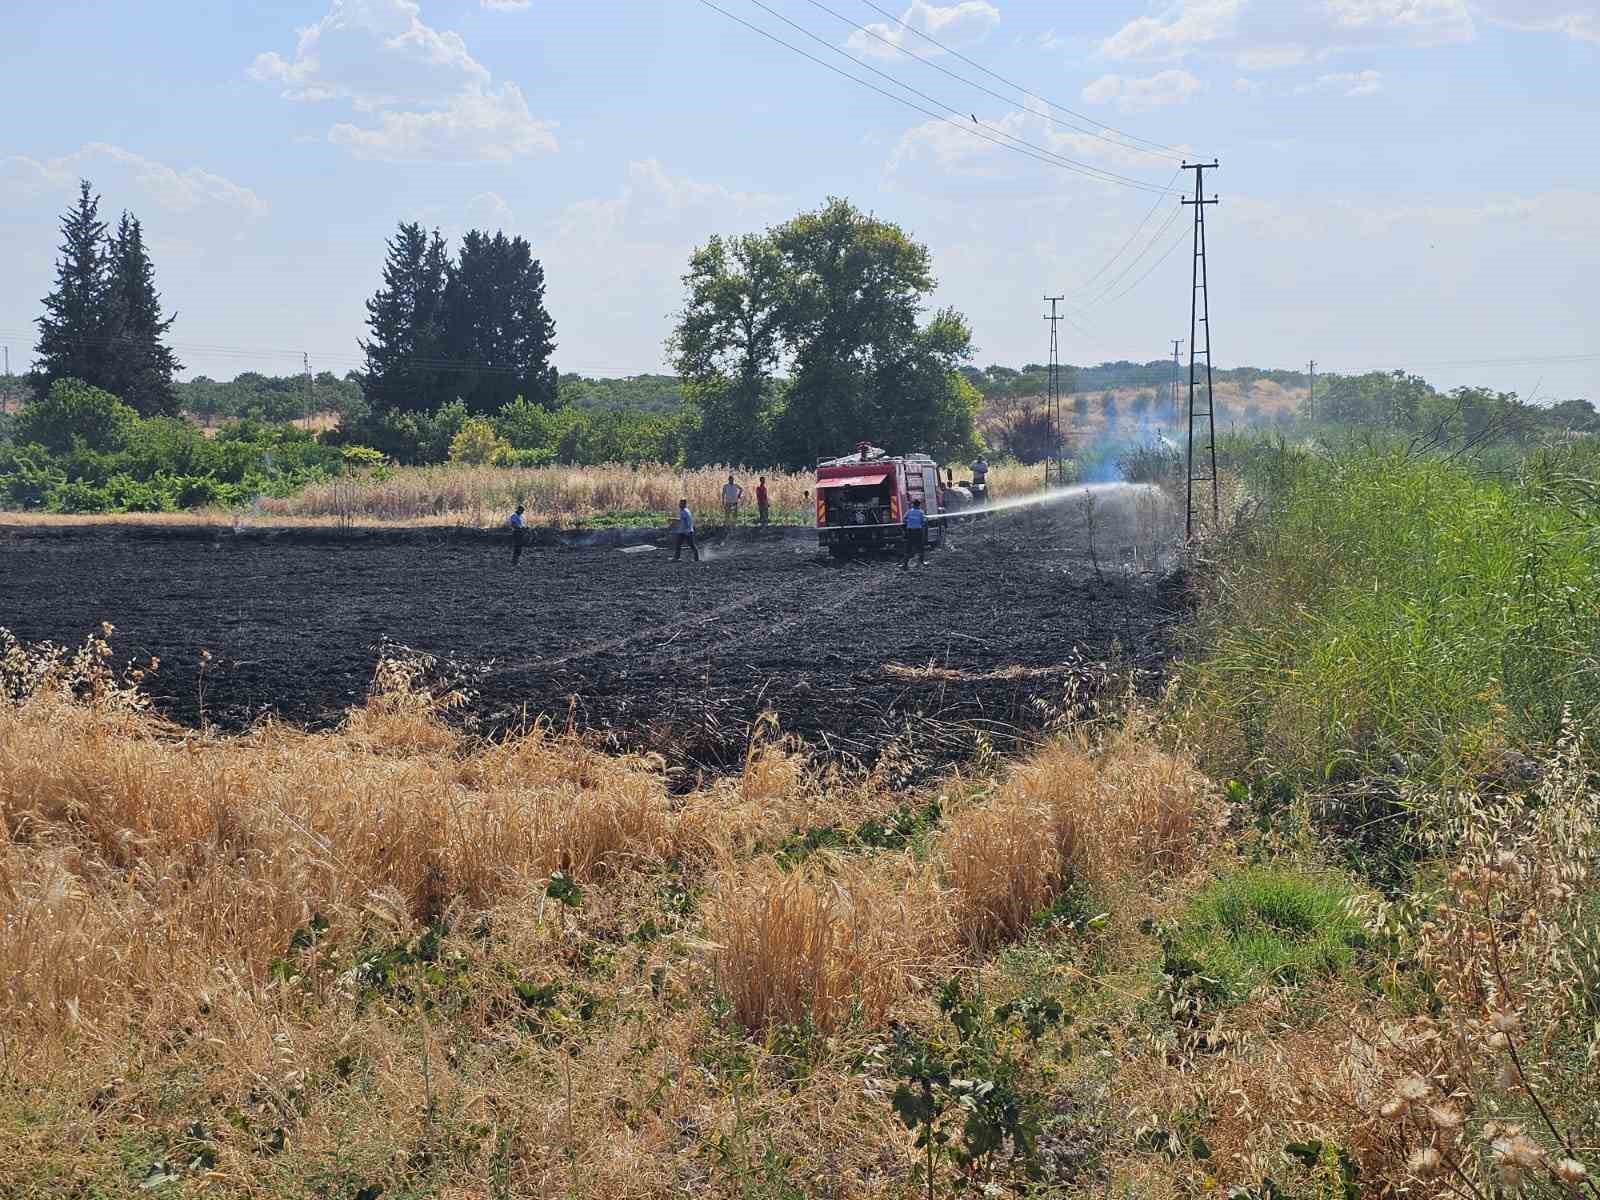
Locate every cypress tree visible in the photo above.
<box><xmin>34</xmin><ymin>180</ymin><xmax>110</xmax><ymax>396</ymax></box>
<box><xmin>439</xmin><ymin>230</ymin><xmax>557</xmax><ymax>413</ymax></box>
<box><xmin>104</xmin><ymin>212</ymin><xmax>181</xmax><ymax>416</ymax></box>
<box><xmin>361</xmin><ymin>222</ymin><xmax>448</xmax><ymax>413</ymax></box>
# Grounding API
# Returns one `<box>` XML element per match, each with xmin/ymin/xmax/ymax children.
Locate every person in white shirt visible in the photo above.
<box><xmin>721</xmin><ymin>475</ymin><xmax>744</xmax><ymax>529</ymax></box>
<box><xmin>673</xmin><ymin>499</ymin><xmax>699</xmax><ymax>561</ymax></box>
<box><xmin>900</xmin><ymin>498</ymin><xmax>928</xmax><ymax>569</ymax></box>
<box><xmin>508</xmin><ymin>504</ymin><xmax>527</xmax><ymax>566</ymax></box>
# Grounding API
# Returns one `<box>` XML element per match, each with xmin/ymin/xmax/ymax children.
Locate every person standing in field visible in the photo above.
<box><xmin>721</xmin><ymin>474</ymin><xmax>744</xmax><ymax>529</ymax></box>
<box><xmin>673</xmin><ymin>498</ymin><xmax>699</xmax><ymax>562</ymax></box>
<box><xmin>755</xmin><ymin>476</ymin><xmax>770</xmax><ymax>526</ymax></box>
<box><xmin>508</xmin><ymin>503</ymin><xmax>527</xmax><ymax>566</ymax></box>
<box><xmin>900</xmin><ymin>497</ymin><xmax>927</xmax><ymax>570</ymax></box>
<box><xmin>970</xmin><ymin>456</ymin><xmax>988</xmax><ymax>488</ymax></box>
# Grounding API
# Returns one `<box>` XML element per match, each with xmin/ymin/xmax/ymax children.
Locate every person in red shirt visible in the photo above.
<box><xmin>755</xmin><ymin>476</ymin><xmax>770</xmax><ymax>526</ymax></box>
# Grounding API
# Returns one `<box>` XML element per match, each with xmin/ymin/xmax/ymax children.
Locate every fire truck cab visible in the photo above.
<box><xmin>815</xmin><ymin>442</ymin><xmax>947</xmax><ymax>557</ymax></box>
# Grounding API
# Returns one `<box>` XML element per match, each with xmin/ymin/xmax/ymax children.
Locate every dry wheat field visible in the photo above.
<box><xmin>4</xmin><ymin>616</ymin><xmax>1596</xmax><ymax>1199</ymax></box>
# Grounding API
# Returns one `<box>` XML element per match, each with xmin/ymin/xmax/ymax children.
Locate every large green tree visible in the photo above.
<box><xmin>671</xmin><ymin>198</ymin><xmax>977</xmax><ymax>469</ymax></box>
<box><xmin>34</xmin><ymin>181</ymin><xmax>111</xmax><ymax>397</ymax></box>
<box><xmin>360</xmin><ymin>222</ymin><xmax>450</xmax><ymax>413</ymax></box>
<box><xmin>102</xmin><ymin>213</ymin><xmax>181</xmax><ymax>416</ymax></box>
<box><xmin>438</xmin><ymin>230</ymin><xmax>558</xmax><ymax>413</ymax></box>
<box><xmin>670</xmin><ymin>232</ymin><xmax>787</xmax><ymax>464</ymax></box>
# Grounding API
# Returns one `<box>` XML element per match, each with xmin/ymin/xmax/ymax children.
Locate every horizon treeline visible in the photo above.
<box><xmin>9</xmin><ymin>181</ymin><xmax>1595</xmax><ymax>477</ymax></box>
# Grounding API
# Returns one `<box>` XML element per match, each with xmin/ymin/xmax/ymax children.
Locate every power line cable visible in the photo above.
<box><xmin>1072</xmin><ymin>203</ymin><xmax>1184</xmax><ymax>311</ymax></box>
<box><xmin>1100</xmin><ymin>220</ymin><xmax>1191</xmax><ymax>305</ymax></box>
<box><xmin>695</xmin><ymin>0</ymin><xmax>1176</xmax><ymax>195</ymax></box>
<box><xmin>800</xmin><ymin>0</ymin><xmax>1185</xmax><ymax>161</ymax></box>
<box><xmin>1077</xmin><ymin>167</ymin><xmax>1183</xmax><ymax>291</ymax></box>
<box><xmin>736</xmin><ymin>0</ymin><xmax>1179</xmax><ymax>193</ymax></box>
<box><xmin>747</xmin><ymin>0</ymin><xmax>1177</xmax><ymax>191</ymax></box>
<box><xmin>854</xmin><ymin>0</ymin><xmax>1190</xmax><ymax>158</ymax></box>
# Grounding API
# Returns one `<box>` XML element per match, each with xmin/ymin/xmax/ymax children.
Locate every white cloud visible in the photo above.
<box><xmin>890</xmin><ymin>101</ymin><xmax>1184</xmax><ymax>176</ymax></box>
<box><xmin>1324</xmin><ymin>0</ymin><xmax>1475</xmax><ymax>43</ymax></box>
<box><xmin>1036</xmin><ymin>27</ymin><xmax>1067</xmax><ymax>52</ymax></box>
<box><xmin>1099</xmin><ymin>0</ymin><xmax>1241</xmax><ymax>61</ymax></box>
<box><xmin>1296</xmin><ymin>68</ymin><xmax>1384</xmax><ymax>95</ymax></box>
<box><xmin>1080</xmin><ymin>70</ymin><xmax>1203</xmax><ymax>112</ymax></box>
<box><xmin>543</xmin><ymin>162</ymin><xmax>787</xmax><ymax>372</ymax></box>
<box><xmin>481</xmin><ymin>0</ymin><xmax>530</xmax><ymax>9</ymax></box>
<box><xmin>250</xmin><ymin>0</ymin><xmax>555</xmax><ymax>162</ymax></box>
<box><xmin>1099</xmin><ymin>0</ymin><xmax>1473</xmax><ymax>65</ymax></box>
<box><xmin>845</xmin><ymin>1</ymin><xmax>999</xmax><ymax>59</ymax></box>
<box><xmin>328</xmin><ymin>83</ymin><xmax>555</xmax><ymax>162</ymax></box>
<box><xmin>464</xmin><ymin>191</ymin><xmax>514</xmax><ymax>226</ymax></box>
<box><xmin>1475</xmin><ymin>1</ymin><xmax>1600</xmax><ymax>41</ymax></box>
<box><xmin>0</xmin><ymin>143</ymin><xmax>267</xmax><ymax>218</ymax></box>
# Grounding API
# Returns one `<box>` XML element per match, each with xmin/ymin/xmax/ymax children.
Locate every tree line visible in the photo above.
<box><xmin>12</xmin><ymin>179</ymin><xmax>1592</xmax><ymax>510</ymax></box>
<box><xmin>355</xmin><ymin>198</ymin><xmax>983</xmax><ymax>469</ymax></box>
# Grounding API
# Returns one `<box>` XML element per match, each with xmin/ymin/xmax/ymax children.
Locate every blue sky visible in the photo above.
<box><xmin>2</xmin><ymin>0</ymin><xmax>1596</xmax><ymax>401</ymax></box>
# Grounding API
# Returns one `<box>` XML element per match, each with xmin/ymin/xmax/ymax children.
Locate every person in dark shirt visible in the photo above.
<box><xmin>756</xmin><ymin>476</ymin><xmax>770</xmax><ymax>526</ymax></box>
<box><xmin>900</xmin><ymin>498</ymin><xmax>927</xmax><ymax>569</ymax></box>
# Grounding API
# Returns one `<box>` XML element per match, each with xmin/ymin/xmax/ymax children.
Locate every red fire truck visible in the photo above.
<box><xmin>814</xmin><ymin>442</ymin><xmax>948</xmax><ymax>557</ymax></box>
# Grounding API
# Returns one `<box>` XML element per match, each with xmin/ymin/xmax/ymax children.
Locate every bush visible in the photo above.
<box><xmin>448</xmin><ymin>417</ymin><xmax>508</xmax><ymax>466</ymax></box>
<box><xmin>14</xmin><ymin>379</ymin><xmax>137</xmax><ymax>454</ymax></box>
<box><xmin>0</xmin><ymin>386</ymin><xmax>342</xmax><ymax>514</ymax></box>
<box><xmin>494</xmin><ymin>447</ymin><xmax>554</xmax><ymax>469</ymax></box>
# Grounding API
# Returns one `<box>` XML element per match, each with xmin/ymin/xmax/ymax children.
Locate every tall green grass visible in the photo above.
<box><xmin>1162</xmin><ymin>867</ymin><xmax>1366</xmax><ymax>1001</ymax></box>
<box><xmin>1181</xmin><ymin>439</ymin><xmax>1600</xmax><ymax>783</ymax></box>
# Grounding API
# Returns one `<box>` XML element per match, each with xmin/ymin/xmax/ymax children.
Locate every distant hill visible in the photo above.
<box><xmin>977</xmin><ymin>374</ymin><xmax>1308</xmax><ymax>461</ymax></box>
<box><xmin>964</xmin><ymin>360</ymin><xmax>1309</xmax><ymax>403</ymax></box>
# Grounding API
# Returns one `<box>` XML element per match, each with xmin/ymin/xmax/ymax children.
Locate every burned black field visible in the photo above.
<box><xmin>0</xmin><ymin>501</ymin><xmax>1185</xmax><ymax>780</ymax></box>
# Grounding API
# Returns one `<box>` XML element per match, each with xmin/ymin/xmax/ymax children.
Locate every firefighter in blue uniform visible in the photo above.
<box><xmin>900</xmin><ymin>497</ymin><xmax>927</xmax><ymax>569</ymax></box>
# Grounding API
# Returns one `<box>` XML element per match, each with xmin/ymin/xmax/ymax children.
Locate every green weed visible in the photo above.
<box><xmin>1161</xmin><ymin>867</ymin><xmax>1368</xmax><ymax>1003</ymax></box>
<box><xmin>1181</xmin><ymin>443</ymin><xmax>1600</xmax><ymax>788</ymax></box>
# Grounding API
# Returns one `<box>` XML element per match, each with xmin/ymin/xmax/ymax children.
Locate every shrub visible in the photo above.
<box><xmin>494</xmin><ymin>446</ymin><xmax>554</xmax><ymax>469</ymax></box>
<box><xmin>448</xmin><ymin>417</ymin><xmax>508</xmax><ymax>465</ymax></box>
<box><xmin>14</xmin><ymin>379</ymin><xmax>136</xmax><ymax>454</ymax></box>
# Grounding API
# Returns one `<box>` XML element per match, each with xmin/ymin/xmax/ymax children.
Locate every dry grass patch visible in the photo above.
<box><xmin>2</xmin><ymin>631</ymin><xmax>1262</xmax><ymax>1199</ymax></box>
<box><xmin>709</xmin><ymin>861</ymin><xmax>955</xmax><ymax>1033</ymax></box>
<box><xmin>942</xmin><ymin>721</ymin><xmax>1216</xmax><ymax>949</ymax></box>
<box><xmin>258</xmin><ymin>462</ymin><xmax>820</xmax><ymax>526</ymax></box>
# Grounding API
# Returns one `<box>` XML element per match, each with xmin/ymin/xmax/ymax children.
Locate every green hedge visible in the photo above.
<box><xmin>1</xmin><ymin>379</ymin><xmax>343</xmax><ymax>514</ymax></box>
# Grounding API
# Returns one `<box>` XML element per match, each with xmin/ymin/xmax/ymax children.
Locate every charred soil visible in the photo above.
<box><xmin>0</xmin><ymin>507</ymin><xmax>1186</xmax><ymax>781</ymax></box>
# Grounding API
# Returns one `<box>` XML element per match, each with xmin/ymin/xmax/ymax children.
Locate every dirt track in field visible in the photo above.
<box><xmin>0</xmin><ymin>491</ymin><xmax>1188</xmax><ymax>781</ymax></box>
